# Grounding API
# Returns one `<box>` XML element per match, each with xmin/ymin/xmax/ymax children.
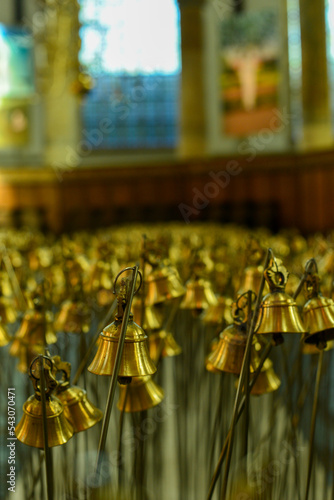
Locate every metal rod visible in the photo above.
<box><xmin>293</xmin><ymin>258</ymin><xmax>317</xmax><ymax>301</ymax></box>
<box><xmin>117</xmin><ymin>385</ymin><xmax>128</xmax><ymax>488</ymax></box>
<box><xmin>206</xmin><ymin>341</ymin><xmax>272</xmax><ymax>500</ymax></box>
<box><xmin>242</xmin><ymin>291</ymin><xmax>252</xmax><ymax>464</ymax></box>
<box><xmin>94</xmin><ymin>265</ymin><xmax>139</xmax><ymax>479</ymax></box>
<box><xmin>72</xmin><ymin>299</ymin><xmax>117</xmax><ymax>385</ymax></box>
<box><xmin>39</xmin><ymin>356</ymin><xmax>53</xmax><ymax>500</ymax></box>
<box><xmin>140</xmin><ymin>235</ymin><xmax>147</xmax><ymax>329</ymax></box>
<box><xmin>1</xmin><ymin>247</ymin><xmax>27</xmax><ymax>311</ymax></box>
<box><xmin>304</xmin><ymin>350</ymin><xmax>324</xmax><ymax>500</ymax></box>
<box><xmin>220</xmin><ymin>248</ymin><xmax>271</xmax><ymax>500</ymax></box>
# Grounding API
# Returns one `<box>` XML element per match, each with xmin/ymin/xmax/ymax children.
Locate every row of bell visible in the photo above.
<box><xmin>206</xmin><ymin>331</ymin><xmax>281</xmax><ymax>396</ymax></box>
<box><xmin>16</xmin><ymin>356</ymin><xmax>103</xmax><ymax>448</ymax></box>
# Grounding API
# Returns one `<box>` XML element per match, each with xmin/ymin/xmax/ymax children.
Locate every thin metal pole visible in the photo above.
<box><xmin>292</xmin><ymin>258</ymin><xmax>317</xmax><ymax>301</ymax></box>
<box><xmin>206</xmin><ymin>341</ymin><xmax>272</xmax><ymax>500</ymax></box>
<box><xmin>94</xmin><ymin>265</ymin><xmax>139</xmax><ymax>479</ymax></box>
<box><xmin>220</xmin><ymin>249</ymin><xmax>271</xmax><ymax>500</ymax></box>
<box><xmin>242</xmin><ymin>291</ymin><xmax>252</xmax><ymax>463</ymax></box>
<box><xmin>117</xmin><ymin>385</ymin><xmax>128</xmax><ymax>488</ymax></box>
<box><xmin>304</xmin><ymin>350</ymin><xmax>324</xmax><ymax>500</ymax></box>
<box><xmin>72</xmin><ymin>299</ymin><xmax>117</xmax><ymax>385</ymax></box>
<box><xmin>1</xmin><ymin>247</ymin><xmax>27</xmax><ymax>311</ymax></box>
<box><xmin>39</xmin><ymin>356</ymin><xmax>53</xmax><ymax>500</ymax></box>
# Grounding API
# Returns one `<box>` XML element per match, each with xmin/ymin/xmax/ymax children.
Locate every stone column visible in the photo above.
<box><xmin>299</xmin><ymin>0</ymin><xmax>333</xmax><ymax>149</ymax></box>
<box><xmin>34</xmin><ymin>0</ymin><xmax>82</xmax><ymax>170</ymax></box>
<box><xmin>178</xmin><ymin>0</ymin><xmax>207</xmax><ymax>157</ymax></box>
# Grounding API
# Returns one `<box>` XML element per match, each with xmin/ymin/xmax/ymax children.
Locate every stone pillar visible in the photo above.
<box><xmin>178</xmin><ymin>0</ymin><xmax>207</xmax><ymax>157</ymax></box>
<box><xmin>299</xmin><ymin>0</ymin><xmax>333</xmax><ymax>149</ymax></box>
<box><xmin>34</xmin><ymin>0</ymin><xmax>82</xmax><ymax>169</ymax></box>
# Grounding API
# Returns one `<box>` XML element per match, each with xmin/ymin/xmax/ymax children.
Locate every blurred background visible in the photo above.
<box><xmin>0</xmin><ymin>0</ymin><xmax>333</xmax><ymax>234</ymax></box>
<box><xmin>0</xmin><ymin>2</ymin><xmax>334</xmax><ymax>499</ymax></box>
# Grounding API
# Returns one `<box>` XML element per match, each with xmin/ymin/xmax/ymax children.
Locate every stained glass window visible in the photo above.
<box><xmin>78</xmin><ymin>0</ymin><xmax>181</xmax><ymax>150</ymax></box>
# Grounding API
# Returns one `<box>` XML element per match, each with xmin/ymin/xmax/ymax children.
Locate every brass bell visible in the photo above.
<box><xmin>88</xmin><ymin>282</ymin><xmax>156</xmax><ymax>378</ymax></box>
<box><xmin>55</xmin><ymin>299</ymin><xmax>91</xmax><ymax>334</ymax></box>
<box><xmin>16</xmin><ymin>343</ymin><xmax>44</xmax><ymax>373</ymax></box>
<box><xmin>256</xmin><ymin>257</ymin><xmax>306</xmax><ymax>345</ymax></box>
<box><xmin>206</xmin><ymin>295</ymin><xmax>254</xmax><ymax>374</ymax></box>
<box><xmin>301</xmin><ymin>336</ymin><xmax>334</xmax><ymax>354</ymax></box>
<box><xmin>145</xmin><ymin>263</ymin><xmax>185</xmax><ymax>306</ymax></box>
<box><xmin>117</xmin><ymin>375</ymin><xmax>164</xmax><ymax>412</ymax></box>
<box><xmin>207</xmin><ymin>323</ymin><xmax>247</xmax><ymax>374</ymax></box>
<box><xmin>10</xmin><ymin>298</ymin><xmax>57</xmax><ymax>358</ymax></box>
<box><xmin>249</xmin><ymin>357</ymin><xmax>281</xmax><ymax>396</ymax></box>
<box><xmin>131</xmin><ymin>296</ymin><xmax>163</xmax><ymax>331</ymax></box>
<box><xmin>202</xmin><ymin>296</ymin><xmax>233</xmax><ymax>325</ymax></box>
<box><xmin>52</xmin><ymin>356</ymin><xmax>103</xmax><ymax>433</ymax></box>
<box><xmin>205</xmin><ymin>338</ymin><xmax>221</xmax><ymax>373</ymax></box>
<box><xmin>0</xmin><ymin>320</ymin><xmax>10</xmax><ymax>346</ymax></box>
<box><xmin>238</xmin><ymin>266</ymin><xmax>264</xmax><ymax>296</ymax></box>
<box><xmin>180</xmin><ymin>278</ymin><xmax>217</xmax><ymax>313</ymax></box>
<box><xmin>0</xmin><ymin>294</ymin><xmax>16</xmax><ymax>324</ymax></box>
<box><xmin>148</xmin><ymin>330</ymin><xmax>182</xmax><ymax>363</ymax></box>
<box><xmin>15</xmin><ymin>357</ymin><xmax>73</xmax><ymax>448</ymax></box>
<box><xmin>302</xmin><ymin>273</ymin><xmax>334</xmax><ymax>348</ymax></box>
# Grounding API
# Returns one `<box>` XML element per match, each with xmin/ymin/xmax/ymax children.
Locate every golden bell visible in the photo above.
<box><xmin>55</xmin><ymin>299</ymin><xmax>91</xmax><ymax>334</ymax></box>
<box><xmin>0</xmin><ymin>320</ymin><xmax>10</xmax><ymax>346</ymax></box>
<box><xmin>0</xmin><ymin>295</ymin><xmax>16</xmax><ymax>324</ymax></box>
<box><xmin>145</xmin><ymin>264</ymin><xmax>185</xmax><ymax>306</ymax></box>
<box><xmin>15</xmin><ymin>394</ymin><xmax>74</xmax><ymax>448</ymax></box>
<box><xmin>180</xmin><ymin>278</ymin><xmax>217</xmax><ymax>312</ymax></box>
<box><xmin>131</xmin><ymin>296</ymin><xmax>163</xmax><ymax>331</ymax></box>
<box><xmin>52</xmin><ymin>356</ymin><xmax>103</xmax><ymax>433</ymax></box>
<box><xmin>302</xmin><ymin>274</ymin><xmax>334</xmax><ymax>348</ymax></box>
<box><xmin>202</xmin><ymin>297</ymin><xmax>233</xmax><ymax>325</ymax></box>
<box><xmin>88</xmin><ymin>313</ymin><xmax>156</xmax><ymax>377</ymax></box>
<box><xmin>301</xmin><ymin>336</ymin><xmax>334</xmax><ymax>354</ymax></box>
<box><xmin>207</xmin><ymin>324</ymin><xmax>248</xmax><ymax>374</ymax></box>
<box><xmin>117</xmin><ymin>375</ymin><xmax>164</xmax><ymax>412</ymax></box>
<box><xmin>250</xmin><ymin>358</ymin><xmax>281</xmax><ymax>396</ymax></box>
<box><xmin>206</xmin><ymin>338</ymin><xmax>221</xmax><ymax>373</ymax></box>
<box><xmin>238</xmin><ymin>266</ymin><xmax>264</xmax><ymax>296</ymax></box>
<box><xmin>256</xmin><ymin>258</ymin><xmax>306</xmax><ymax>345</ymax></box>
<box><xmin>15</xmin><ymin>358</ymin><xmax>73</xmax><ymax>448</ymax></box>
<box><xmin>16</xmin><ymin>343</ymin><xmax>44</xmax><ymax>373</ymax></box>
<box><xmin>10</xmin><ymin>305</ymin><xmax>57</xmax><ymax>357</ymax></box>
<box><xmin>148</xmin><ymin>330</ymin><xmax>182</xmax><ymax>363</ymax></box>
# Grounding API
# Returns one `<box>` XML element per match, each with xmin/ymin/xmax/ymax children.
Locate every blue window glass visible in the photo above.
<box><xmin>78</xmin><ymin>0</ymin><xmax>181</xmax><ymax>150</ymax></box>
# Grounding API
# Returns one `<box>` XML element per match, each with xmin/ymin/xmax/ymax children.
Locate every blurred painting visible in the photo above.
<box><xmin>0</xmin><ymin>24</ymin><xmax>34</xmax><ymax>98</ymax></box>
<box><xmin>0</xmin><ymin>25</ymin><xmax>34</xmax><ymax>148</ymax></box>
<box><xmin>220</xmin><ymin>10</ymin><xmax>280</xmax><ymax>137</ymax></box>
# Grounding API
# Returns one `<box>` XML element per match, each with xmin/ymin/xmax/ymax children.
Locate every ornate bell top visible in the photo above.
<box><xmin>23</xmin><ymin>394</ymin><xmax>63</xmax><ymax>418</ymax></box>
<box><xmin>218</xmin><ymin>324</ymin><xmax>247</xmax><ymax>345</ymax></box>
<box><xmin>102</xmin><ymin>315</ymin><xmax>147</xmax><ymax>342</ymax></box>
<box><xmin>304</xmin><ymin>273</ymin><xmax>321</xmax><ymax>301</ymax></box>
<box><xmin>30</xmin><ymin>356</ymin><xmax>58</xmax><ymax>401</ymax></box>
<box><xmin>263</xmin><ymin>258</ymin><xmax>289</xmax><ymax>293</ymax></box>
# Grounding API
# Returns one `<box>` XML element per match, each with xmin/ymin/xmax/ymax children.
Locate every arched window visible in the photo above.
<box><xmin>79</xmin><ymin>0</ymin><xmax>181</xmax><ymax>150</ymax></box>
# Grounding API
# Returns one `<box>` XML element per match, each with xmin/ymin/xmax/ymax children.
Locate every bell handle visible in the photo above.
<box><xmin>233</xmin><ymin>290</ymin><xmax>256</xmax><ymax>325</ymax></box>
<box><xmin>113</xmin><ymin>266</ymin><xmax>142</xmax><ymax>296</ymax></box>
<box><xmin>29</xmin><ymin>355</ymin><xmax>58</xmax><ymax>398</ymax></box>
<box><xmin>51</xmin><ymin>355</ymin><xmax>71</xmax><ymax>387</ymax></box>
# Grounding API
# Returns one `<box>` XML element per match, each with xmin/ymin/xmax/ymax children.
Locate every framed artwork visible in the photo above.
<box><xmin>204</xmin><ymin>2</ymin><xmax>291</xmax><ymax>155</ymax></box>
